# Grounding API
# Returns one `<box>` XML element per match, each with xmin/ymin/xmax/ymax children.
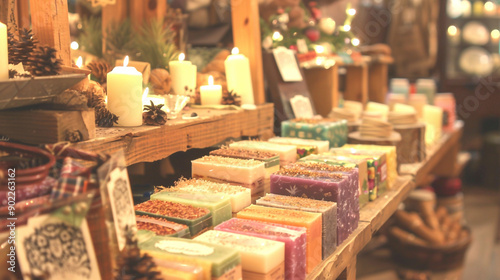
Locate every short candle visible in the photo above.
<box><xmin>200</xmin><ymin>75</ymin><xmax>222</xmax><ymax>105</ymax></box>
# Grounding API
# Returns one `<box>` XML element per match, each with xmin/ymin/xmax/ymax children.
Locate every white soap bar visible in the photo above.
<box><xmin>192</xmin><ymin>156</ymin><xmax>265</xmax><ymax>185</ymax></box>
<box><xmin>268</xmin><ymin>137</ymin><xmax>330</xmax><ymax>153</ymax></box>
<box><xmin>170</xmin><ymin>178</ymin><xmax>251</xmax><ymax>212</ymax></box>
<box><xmin>393</xmin><ymin>103</ymin><xmax>416</xmax><ymax>114</ymax></box>
<box><xmin>229</xmin><ymin>141</ymin><xmax>297</xmax><ymax>165</ymax></box>
<box><xmin>366</xmin><ymin>102</ymin><xmax>389</xmax><ymax>121</ymax></box>
<box><xmin>194</xmin><ymin>230</ymin><xmax>285</xmax><ymax>274</ymax></box>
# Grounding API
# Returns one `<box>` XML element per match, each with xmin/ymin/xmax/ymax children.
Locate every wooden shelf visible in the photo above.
<box><xmin>307</xmin><ymin>176</ymin><xmax>414</xmax><ymax>280</ymax></box>
<box><xmin>400</xmin><ymin>121</ymin><xmax>464</xmax><ymax>185</ymax></box>
<box><xmin>72</xmin><ymin>104</ymin><xmax>274</xmax><ymax>166</ymax></box>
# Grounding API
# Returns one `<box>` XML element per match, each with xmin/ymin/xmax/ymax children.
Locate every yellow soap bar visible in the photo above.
<box><xmin>236</xmin><ymin>205</ymin><xmax>322</xmax><ymax>273</ymax></box>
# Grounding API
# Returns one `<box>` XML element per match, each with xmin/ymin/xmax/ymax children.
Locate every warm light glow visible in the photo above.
<box><xmin>272</xmin><ymin>31</ymin><xmax>283</xmax><ymax>41</ymax></box>
<box><xmin>347</xmin><ymin>8</ymin><xmax>356</xmax><ymax>16</ymax></box>
<box><xmin>343</xmin><ymin>25</ymin><xmax>351</xmax><ymax>32</ymax></box>
<box><xmin>484</xmin><ymin>1</ymin><xmax>495</xmax><ymax>11</ymax></box>
<box><xmin>352</xmin><ymin>38</ymin><xmax>360</xmax><ymax>46</ymax></box>
<box><xmin>231</xmin><ymin>47</ymin><xmax>239</xmax><ymax>55</ymax></box>
<box><xmin>76</xmin><ymin>56</ymin><xmax>83</xmax><ymax>68</ymax></box>
<box><xmin>70</xmin><ymin>41</ymin><xmax>79</xmax><ymax>50</ymax></box>
<box><xmin>491</xmin><ymin>29</ymin><xmax>500</xmax><ymax>40</ymax></box>
<box><xmin>448</xmin><ymin>25</ymin><xmax>458</xmax><ymax>36</ymax></box>
<box><xmin>123</xmin><ymin>56</ymin><xmax>129</xmax><ymax>67</ymax></box>
<box><xmin>179</xmin><ymin>53</ymin><xmax>185</xmax><ymax>61</ymax></box>
<box><xmin>314</xmin><ymin>45</ymin><xmax>325</xmax><ymax>54</ymax></box>
<box><xmin>142</xmin><ymin>87</ymin><xmax>149</xmax><ymax>101</ymax></box>
<box><xmin>208</xmin><ymin>75</ymin><xmax>214</xmax><ymax>86</ymax></box>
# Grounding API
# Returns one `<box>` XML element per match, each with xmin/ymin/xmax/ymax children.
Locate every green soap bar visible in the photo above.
<box><xmin>140</xmin><ymin>236</ymin><xmax>241</xmax><ymax>279</ymax></box>
<box><xmin>210</xmin><ymin>148</ymin><xmax>280</xmax><ymax>169</ymax></box>
<box><xmin>135</xmin><ymin>200</ymin><xmax>212</xmax><ymax>236</ymax></box>
<box><xmin>300</xmin><ymin>154</ymin><xmax>369</xmax><ymax>207</ymax></box>
<box><xmin>281</xmin><ymin>119</ymin><xmax>348</xmax><ymax>148</ymax></box>
<box><xmin>151</xmin><ymin>191</ymin><xmax>232</xmax><ymax>226</ymax></box>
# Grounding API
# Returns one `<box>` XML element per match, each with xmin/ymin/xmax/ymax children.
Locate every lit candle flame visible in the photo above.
<box><xmin>231</xmin><ymin>47</ymin><xmax>239</xmax><ymax>55</ymax></box>
<box><xmin>179</xmin><ymin>53</ymin><xmax>185</xmax><ymax>61</ymax></box>
<box><xmin>208</xmin><ymin>75</ymin><xmax>214</xmax><ymax>86</ymax></box>
<box><xmin>124</xmin><ymin>56</ymin><xmax>129</xmax><ymax>67</ymax></box>
<box><xmin>76</xmin><ymin>56</ymin><xmax>83</xmax><ymax>69</ymax></box>
<box><xmin>347</xmin><ymin>8</ymin><xmax>356</xmax><ymax>16</ymax></box>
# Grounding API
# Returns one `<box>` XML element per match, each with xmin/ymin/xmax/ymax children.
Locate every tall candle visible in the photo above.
<box><xmin>0</xmin><ymin>22</ymin><xmax>8</xmax><ymax>81</ymax></box>
<box><xmin>107</xmin><ymin>56</ymin><xmax>143</xmax><ymax>126</ymax></box>
<box><xmin>423</xmin><ymin>104</ymin><xmax>443</xmax><ymax>144</ymax></box>
<box><xmin>200</xmin><ymin>75</ymin><xmax>222</xmax><ymax>105</ymax></box>
<box><xmin>225</xmin><ymin>47</ymin><xmax>254</xmax><ymax>105</ymax></box>
<box><xmin>169</xmin><ymin>53</ymin><xmax>197</xmax><ymax>96</ymax></box>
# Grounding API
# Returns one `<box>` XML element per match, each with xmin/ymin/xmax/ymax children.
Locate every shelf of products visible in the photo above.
<box><xmin>71</xmin><ymin>104</ymin><xmax>274</xmax><ymax>165</ymax></box>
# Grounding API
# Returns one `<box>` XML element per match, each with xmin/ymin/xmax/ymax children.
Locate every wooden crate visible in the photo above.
<box><xmin>0</xmin><ymin>109</ymin><xmax>95</xmax><ymax>144</ymax></box>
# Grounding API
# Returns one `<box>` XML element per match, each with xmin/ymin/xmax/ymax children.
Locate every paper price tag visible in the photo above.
<box><xmin>272</xmin><ymin>47</ymin><xmax>303</xmax><ymax>82</ymax></box>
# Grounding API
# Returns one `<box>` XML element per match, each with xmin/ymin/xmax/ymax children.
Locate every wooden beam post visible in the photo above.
<box><xmin>231</xmin><ymin>0</ymin><xmax>265</xmax><ymax>105</ymax></box>
<box><xmin>102</xmin><ymin>0</ymin><xmax>129</xmax><ymax>53</ymax></box>
<box><xmin>344</xmin><ymin>63</ymin><xmax>369</xmax><ymax>106</ymax></box>
<box><xmin>16</xmin><ymin>0</ymin><xmax>30</xmax><ymax>30</ymax></box>
<box><xmin>30</xmin><ymin>0</ymin><xmax>72</xmax><ymax>66</ymax></box>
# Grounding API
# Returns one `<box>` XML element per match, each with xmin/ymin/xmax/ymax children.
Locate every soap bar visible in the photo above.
<box><xmin>153</xmin><ymin>258</ymin><xmax>204</xmax><ymax>280</ymax></box>
<box><xmin>269</xmin><ymin>137</ymin><xmax>329</xmax><ymax>153</ymax></box>
<box><xmin>256</xmin><ymin>194</ymin><xmax>337</xmax><ymax>259</ymax></box>
<box><xmin>209</xmin><ymin>147</ymin><xmax>280</xmax><ymax>195</ymax></box>
<box><xmin>194</xmin><ymin>230</ymin><xmax>285</xmax><ymax>276</ymax></box>
<box><xmin>393</xmin><ymin>103</ymin><xmax>416</xmax><ymax>114</ymax></box>
<box><xmin>268</xmin><ymin>137</ymin><xmax>329</xmax><ymax>159</ymax></box>
<box><xmin>269</xmin><ymin>167</ymin><xmax>358</xmax><ymax>245</ymax></box>
<box><xmin>134</xmin><ymin>200</ymin><xmax>212</xmax><ymax>236</ymax></box>
<box><xmin>168</xmin><ymin>178</ymin><xmax>251</xmax><ymax>213</ymax></box>
<box><xmin>229</xmin><ymin>140</ymin><xmax>297</xmax><ymax>165</ymax></box>
<box><xmin>136</xmin><ymin>215</ymin><xmax>191</xmax><ymax>238</ymax></box>
<box><xmin>342</xmin><ymin>144</ymin><xmax>397</xmax><ymax>190</ymax></box>
<box><xmin>281</xmin><ymin>118</ymin><xmax>348</xmax><ymax>148</ymax></box>
<box><xmin>191</xmin><ymin>155</ymin><xmax>266</xmax><ymax>197</ymax></box>
<box><xmin>236</xmin><ymin>205</ymin><xmax>322</xmax><ymax>273</ymax></box>
<box><xmin>215</xmin><ymin>218</ymin><xmax>306</xmax><ymax>280</ymax></box>
<box><xmin>326</xmin><ymin>148</ymin><xmax>387</xmax><ymax>200</ymax></box>
<box><xmin>299</xmin><ymin>154</ymin><xmax>369</xmax><ymax>207</ymax></box>
<box><xmin>151</xmin><ymin>191</ymin><xmax>232</xmax><ymax>226</ymax></box>
<box><xmin>434</xmin><ymin>93</ymin><xmax>456</xmax><ymax>132</ymax></box>
<box><xmin>140</xmin><ymin>236</ymin><xmax>241</xmax><ymax>280</ymax></box>
<box><xmin>366</xmin><ymin>102</ymin><xmax>389</xmax><ymax>121</ymax></box>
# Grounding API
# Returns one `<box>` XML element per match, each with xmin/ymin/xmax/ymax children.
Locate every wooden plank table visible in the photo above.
<box><xmin>307</xmin><ymin>176</ymin><xmax>414</xmax><ymax>280</ymax></box>
<box><xmin>72</xmin><ymin>104</ymin><xmax>274</xmax><ymax>166</ymax></box>
<box><xmin>400</xmin><ymin>121</ymin><xmax>464</xmax><ymax>186</ymax></box>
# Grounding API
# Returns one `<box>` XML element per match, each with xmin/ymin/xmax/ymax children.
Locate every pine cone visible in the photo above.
<box><xmin>85</xmin><ymin>90</ymin><xmax>119</xmax><ymax>127</ymax></box>
<box><xmin>9</xmin><ymin>28</ymin><xmax>38</xmax><ymax>65</ymax></box>
<box><xmin>115</xmin><ymin>227</ymin><xmax>162</xmax><ymax>280</ymax></box>
<box><xmin>143</xmin><ymin>101</ymin><xmax>167</xmax><ymax>126</ymax></box>
<box><xmin>26</xmin><ymin>45</ymin><xmax>62</xmax><ymax>76</ymax></box>
<box><xmin>222</xmin><ymin>90</ymin><xmax>241</xmax><ymax>106</ymax></box>
<box><xmin>86</xmin><ymin>60</ymin><xmax>112</xmax><ymax>84</ymax></box>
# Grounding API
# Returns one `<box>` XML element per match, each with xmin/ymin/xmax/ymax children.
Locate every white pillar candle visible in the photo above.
<box><xmin>200</xmin><ymin>75</ymin><xmax>222</xmax><ymax>105</ymax></box>
<box><xmin>225</xmin><ymin>47</ymin><xmax>255</xmax><ymax>105</ymax></box>
<box><xmin>169</xmin><ymin>53</ymin><xmax>197</xmax><ymax>96</ymax></box>
<box><xmin>0</xmin><ymin>22</ymin><xmax>8</xmax><ymax>81</ymax></box>
<box><xmin>423</xmin><ymin>104</ymin><xmax>443</xmax><ymax>145</ymax></box>
<box><xmin>107</xmin><ymin>56</ymin><xmax>143</xmax><ymax>127</ymax></box>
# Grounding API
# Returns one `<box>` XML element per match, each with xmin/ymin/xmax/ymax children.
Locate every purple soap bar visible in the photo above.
<box><xmin>270</xmin><ymin>167</ymin><xmax>359</xmax><ymax>244</ymax></box>
<box><xmin>215</xmin><ymin>218</ymin><xmax>307</xmax><ymax>280</ymax></box>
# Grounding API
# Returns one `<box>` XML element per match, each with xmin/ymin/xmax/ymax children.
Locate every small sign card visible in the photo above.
<box><xmin>290</xmin><ymin>95</ymin><xmax>314</xmax><ymax>119</ymax></box>
<box><xmin>273</xmin><ymin>47</ymin><xmax>303</xmax><ymax>82</ymax></box>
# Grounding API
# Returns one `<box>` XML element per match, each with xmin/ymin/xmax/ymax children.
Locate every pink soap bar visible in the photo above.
<box><xmin>215</xmin><ymin>218</ymin><xmax>307</xmax><ymax>280</ymax></box>
<box><xmin>270</xmin><ymin>167</ymin><xmax>358</xmax><ymax>244</ymax></box>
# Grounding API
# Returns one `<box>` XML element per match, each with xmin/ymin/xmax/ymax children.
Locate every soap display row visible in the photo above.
<box><xmin>131</xmin><ymin>137</ymin><xmax>405</xmax><ymax>279</ymax></box>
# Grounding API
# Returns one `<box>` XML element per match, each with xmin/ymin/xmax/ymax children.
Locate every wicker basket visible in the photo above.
<box><xmin>388</xmin><ymin>227</ymin><xmax>472</xmax><ymax>271</ymax></box>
